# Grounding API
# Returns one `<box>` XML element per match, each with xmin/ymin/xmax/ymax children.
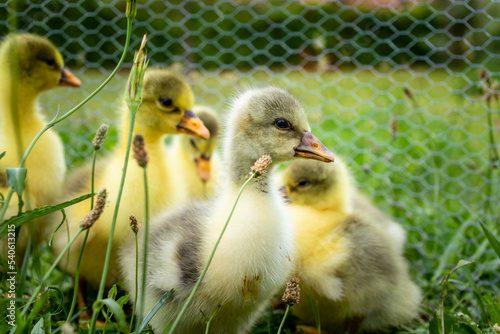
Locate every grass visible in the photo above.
<box><xmin>1</xmin><ymin>66</ymin><xmax>500</xmax><ymax>333</ymax></box>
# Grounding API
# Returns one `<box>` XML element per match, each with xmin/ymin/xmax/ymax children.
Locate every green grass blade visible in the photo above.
<box><xmin>43</xmin><ymin>313</ymin><xmax>52</xmax><ymax>334</ymax></box>
<box><xmin>266</xmin><ymin>305</ymin><xmax>272</xmax><ymax>334</ymax></box>
<box><xmin>108</xmin><ymin>284</ymin><xmax>118</xmax><ymax>300</ymax></box>
<box><xmin>431</xmin><ymin>217</ymin><xmax>470</xmax><ymax>283</ymax></box>
<box><xmin>0</xmin><ymin>193</ymin><xmax>92</xmax><ymax>239</ymax></box>
<box><xmin>485</xmin><ymin>303</ymin><xmax>500</xmax><ymax>324</ymax></box>
<box><xmin>31</xmin><ymin>317</ymin><xmax>44</xmax><ymax>334</ymax></box>
<box><xmin>6</xmin><ymin>167</ymin><xmax>27</xmax><ymax>196</ymax></box>
<box><xmin>26</xmin><ymin>291</ymin><xmax>51</xmax><ymax>324</ymax></box>
<box><xmin>44</xmin><ymin>287</ymin><xmax>65</xmax><ymax>318</ymax></box>
<box><xmin>137</xmin><ymin>289</ymin><xmax>175</xmax><ymax>333</ymax></box>
<box><xmin>205</xmin><ymin>305</ymin><xmax>221</xmax><ymax>334</ymax></box>
<box><xmin>93</xmin><ymin>298</ymin><xmax>128</xmax><ymax>333</ymax></box>
<box><xmin>485</xmin><ymin>304</ymin><xmax>500</xmax><ymax>324</ymax></box>
<box><xmin>428</xmin><ymin>313</ymin><xmax>439</xmax><ymax>334</ymax></box>
<box><xmin>21</xmin><ymin>228</ymin><xmax>84</xmax><ymax>318</ymax></box>
<box><xmin>452</xmin><ymin>259</ymin><xmax>475</xmax><ymax>274</ymax></box>
<box><xmin>0</xmin><ymin>253</ymin><xmax>8</xmax><ymax>271</ymax></box>
<box><xmin>48</xmin><ymin>209</ymin><xmax>67</xmax><ymax>247</ymax></box>
<box><xmin>161</xmin><ymin>320</ymin><xmax>173</xmax><ymax>334</ymax></box>
<box><xmin>307</xmin><ymin>295</ymin><xmax>321</xmax><ymax>334</ymax></box>
<box><xmin>18</xmin><ymin>235</ymin><xmax>32</xmax><ymax>300</ymax></box>
<box><xmin>479</xmin><ymin>222</ymin><xmax>500</xmax><ymax>259</ymax></box>
<box><xmin>463</xmin><ymin>265</ymin><xmax>488</xmax><ymax>323</ymax></box>
<box><xmin>116</xmin><ymin>295</ymin><xmax>130</xmax><ymax>307</ymax></box>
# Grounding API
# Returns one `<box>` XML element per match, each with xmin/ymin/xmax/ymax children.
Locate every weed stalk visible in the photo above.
<box><xmin>138</xmin><ymin>164</ymin><xmax>150</xmax><ymax>329</ymax></box>
<box><xmin>67</xmin><ymin>123</ymin><xmax>108</xmax><ymax>324</ymax></box>
<box><xmin>204</xmin><ymin>305</ymin><xmax>221</xmax><ymax>334</ymax></box>
<box><xmin>276</xmin><ymin>305</ymin><xmax>290</xmax><ymax>334</ymax></box>
<box><xmin>129</xmin><ymin>231</ymin><xmax>139</xmax><ymax>332</ymax></box>
<box><xmin>88</xmin><ymin>32</ymin><xmax>148</xmax><ymax>333</ymax></box>
<box><xmin>278</xmin><ymin>277</ymin><xmax>300</xmax><ymax>334</ymax></box>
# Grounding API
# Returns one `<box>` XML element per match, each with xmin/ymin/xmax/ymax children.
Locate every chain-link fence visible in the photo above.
<box><xmin>2</xmin><ymin>0</ymin><xmax>500</xmax><ymax>318</ymax></box>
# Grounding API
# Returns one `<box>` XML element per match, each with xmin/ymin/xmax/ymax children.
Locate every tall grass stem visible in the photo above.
<box><xmin>89</xmin><ymin>28</ymin><xmax>145</xmax><ymax>333</ymax></box>
<box><xmin>91</xmin><ymin>150</ymin><xmax>97</xmax><ymax>210</ymax></box>
<box><xmin>137</xmin><ymin>167</ymin><xmax>150</xmax><ymax>330</ymax></box>
<box><xmin>307</xmin><ymin>296</ymin><xmax>321</xmax><ymax>334</ymax></box>
<box><xmin>66</xmin><ymin>149</ymin><xmax>98</xmax><ymax>323</ymax></box>
<box><xmin>276</xmin><ymin>305</ymin><xmax>290</xmax><ymax>334</ymax></box>
<box><xmin>129</xmin><ymin>232</ymin><xmax>139</xmax><ymax>333</ymax></box>
<box><xmin>66</xmin><ymin>229</ymin><xmax>89</xmax><ymax>323</ymax></box>
<box><xmin>205</xmin><ymin>305</ymin><xmax>221</xmax><ymax>334</ymax></box>
<box><xmin>88</xmin><ymin>111</ymin><xmax>137</xmax><ymax>332</ymax></box>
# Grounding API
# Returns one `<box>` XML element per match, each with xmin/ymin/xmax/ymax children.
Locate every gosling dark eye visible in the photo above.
<box><xmin>274</xmin><ymin>118</ymin><xmax>291</xmax><ymax>130</ymax></box>
<box><xmin>45</xmin><ymin>57</ymin><xmax>56</xmax><ymax>66</ymax></box>
<box><xmin>297</xmin><ymin>179</ymin><xmax>310</xmax><ymax>187</ymax></box>
<box><xmin>160</xmin><ymin>98</ymin><xmax>173</xmax><ymax>107</ymax></box>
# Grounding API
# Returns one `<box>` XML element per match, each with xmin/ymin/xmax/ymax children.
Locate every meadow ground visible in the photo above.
<box><xmin>1</xmin><ymin>67</ymin><xmax>499</xmax><ymax>333</ymax></box>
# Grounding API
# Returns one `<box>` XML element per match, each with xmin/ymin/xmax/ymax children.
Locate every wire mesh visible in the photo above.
<box><xmin>1</xmin><ymin>0</ymin><xmax>500</xmax><ymax>314</ymax></box>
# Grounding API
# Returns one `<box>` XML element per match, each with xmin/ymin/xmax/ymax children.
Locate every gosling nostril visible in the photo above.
<box><xmin>192</xmin><ymin>119</ymin><xmax>200</xmax><ymax>129</ymax></box>
<box><xmin>312</xmin><ymin>143</ymin><xmax>319</xmax><ymax>149</ymax></box>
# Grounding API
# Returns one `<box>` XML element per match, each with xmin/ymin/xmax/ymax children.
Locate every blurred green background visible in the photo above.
<box><xmin>2</xmin><ymin>0</ymin><xmax>500</xmax><ymax>71</ymax></box>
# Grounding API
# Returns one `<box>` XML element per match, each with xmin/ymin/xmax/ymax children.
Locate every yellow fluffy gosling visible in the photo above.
<box><xmin>0</xmin><ymin>33</ymin><xmax>81</xmax><ymax>210</ymax></box>
<box><xmin>281</xmin><ymin>157</ymin><xmax>421</xmax><ymax>333</ymax></box>
<box><xmin>51</xmin><ymin>68</ymin><xmax>209</xmax><ymax>287</ymax></box>
<box><xmin>0</xmin><ymin>33</ymin><xmax>80</xmax><ymax>258</ymax></box>
<box><xmin>168</xmin><ymin>105</ymin><xmax>221</xmax><ymax>201</ymax></box>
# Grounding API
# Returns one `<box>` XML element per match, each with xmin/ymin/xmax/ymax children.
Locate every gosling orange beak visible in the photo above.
<box><xmin>177</xmin><ymin>111</ymin><xmax>210</xmax><ymax>140</ymax></box>
<box><xmin>59</xmin><ymin>67</ymin><xmax>81</xmax><ymax>88</ymax></box>
<box><xmin>195</xmin><ymin>156</ymin><xmax>211</xmax><ymax>183</ymax></box>
<box><xmin>294</xmin><ymin>132</ymin><xmax>335</xmax><ymax>163</ymax></box>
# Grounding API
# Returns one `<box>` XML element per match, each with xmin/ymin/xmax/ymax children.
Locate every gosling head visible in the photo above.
<box><xmin>136</xmin><ymin>68</ymin><xmax>210</xmax><ymax>139</ymax></box>
<box><xmin>281</xmin><ymin>157</ymin><xmax>352</xmax><ymax>210</ymax></box>
<box><xmin>178</xmin><ymin>105</ymin><xmax>220</xmax><ymax>183</ymax></box>
<box><xmin>0</xmin><ymin>33</ymin><xmax>81</xmax><ymax>94</ymax></box>
<box><xmin>225</xmin><ymin>87</ymin><xmax>334</xmax><ymax>179</ymax></box>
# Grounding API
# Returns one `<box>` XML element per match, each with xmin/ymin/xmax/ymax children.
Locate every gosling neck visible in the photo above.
<box><xmin>0</xmin><ymin>72</ymin><xmax>40</xmax><ymax>121</ymax></box>
<box><xmin>117</xmin><ymin>114</ymin><xmax>165</xmax><ymax>153</ymax></box>
<box><xmin>224</xmin><ymin>146</ymin><xmax>275</xmax><ymax>194</ymax></box>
